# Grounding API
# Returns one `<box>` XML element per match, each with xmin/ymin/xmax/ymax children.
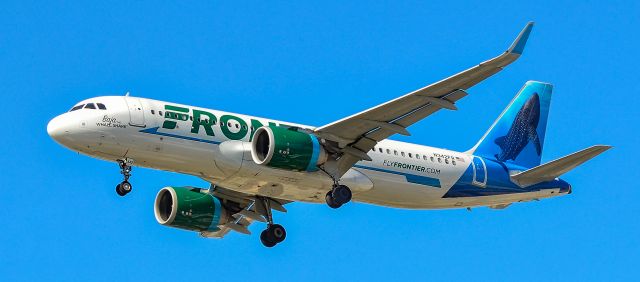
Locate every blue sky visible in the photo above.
<box><xmin>1</xmin><ymin>1</ymin><xmax>638</xmax><ymax>281</ymax></box>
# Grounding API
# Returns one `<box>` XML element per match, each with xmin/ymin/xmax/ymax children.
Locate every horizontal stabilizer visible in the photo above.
<box><xmin>511</xmin><ymin>145</ymin><xmax>612</xmax><ymax>187</ymax></box>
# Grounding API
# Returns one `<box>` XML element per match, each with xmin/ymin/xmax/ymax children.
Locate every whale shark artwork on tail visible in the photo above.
<box><xmin>471</xmin><ymin>81</ymin><xmax>553</xmax><ymax>168</ymax></box>
<box><xmin>494</xmin><ymin>93</ymin><xmax>541</xmax><ymax>162</ymax></box>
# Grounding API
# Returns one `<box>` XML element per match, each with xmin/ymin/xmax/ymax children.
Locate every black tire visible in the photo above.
<box><xmin>120</xmin><ymin>181</ymin><xmax>132</xmax><ymax>193</ymax></box>
<box><xmin>341</xmin><ymin>185</ymin><xmax>352</xmax><ymax>203</ymax></box>
<box><xmin>268</xmin><ymin>224</ymin><xmax>287</xmax><ymax>243</ymax></box>
<box><xmin>332</xmin><ymin>185</ymin><xmax>352</xmax><ymax>204</ymax></box>
<box><xmin>325</xmin><ymin>192</ymin><xmax>342</xmax><ymax>209</ymax></box>
<box><xmin>260</xmin><ymin>230</ymin><xmax>277</xmax><ymax>248</ymax></box>
<box><xmin>115</xmin><ymin>184</ymin><xmax>126</xmax><ymax>196</ymax></box>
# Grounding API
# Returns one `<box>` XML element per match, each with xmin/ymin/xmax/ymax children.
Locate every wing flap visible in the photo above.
<box><xmin>198</xmin><ymin>183</ymin><xmax>291</xmax><ymax>238</ymax></box>
<box><xmin>511</xmin><ymin>145</ymin><xmax>612</xmax><ymax>187</ymax></box>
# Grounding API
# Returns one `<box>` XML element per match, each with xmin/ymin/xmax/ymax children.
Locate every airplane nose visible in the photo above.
<box><xmin>47</xmin><ymin>115</ymin><xmax>71</xmax><ymax>141</ymax></box>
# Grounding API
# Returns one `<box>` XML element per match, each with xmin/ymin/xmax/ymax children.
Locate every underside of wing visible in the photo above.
<box><xmin>198</xmin><ymin>183</ymin><xmax>291</xmax><ymax>239</ymax></box>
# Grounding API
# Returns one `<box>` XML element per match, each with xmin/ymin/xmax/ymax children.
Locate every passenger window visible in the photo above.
<box><xmin>70</xmin><ymin>104</ymin><xmax>84</xmax><ymax>111</ymax></box>
<box><xmin>151</xmin><ymin>110</ymin><xmax>155</xmax><ymax>115</ymax></box>
<box><xmin>445</xmin><ymin>159</ymin><xmax>449</xmax><ymax>164</ymax></box>
<box><xmin>452</xmin><ymin>160</ymin><xmax>457</xmax><ymax>165</ymax></box>
<box><xmin>423</xmin><ymin>155</ymin><xmax>428</xmax><ymax>161</ymax></box>
<box><xmin>416</xmin><ymin>154</ymin><xmax>420</xmax><ymax>159</ymax></box>
<box><xmin>189</xmin><ymin>116</ymin><xmax>193</xmax><ymax>121</ymax></box>
<box><xmin>394</xmin><ymin>150</ymin><xmax>398</xmax><ymax>156</ymax></box>
<box><xmin>438</xmin><ymin>158</ymin><xmax>442</xmax><ymax>163</ymax></box>
<box><xmin>235</xmin><ymin>124</ymin><xmax>239</xmax><ymax>129</ymax></box>
<box><xmin>379</xmin><ymin>148</ymin><xmax>383</xmax><ymax>153</ymax></box>
<box><xmin>97</xmin><ymin>103</ymin><xmax>106</xmax><ymax>110</ymax></box>
<box><xmin>159</xmin><ymin>111</ymin><xmax>163</xmax><ymax>116</ymax></box>
<box><xmin>84</xmin><ymin>103</ymin><xmax>96</xmax><ymax>109</ymax></box>
<box><xmin>408</xmin><ymin>153</ymin><xmax>412</xmax><ymax>158</ymax></box>
<box><xmin>401</xmin><ymin>152</ymin><xmax>405</xmax><ymax>157</ymax></box>
<box><xmin>386</xmin><ymin>149</ymin><xmax>391</xmax><ymax>154</ymax></box>
<box><xmin>430</xmin><ymin>157</ymin><xmax>435</xmax><ymax>162</ymax></box>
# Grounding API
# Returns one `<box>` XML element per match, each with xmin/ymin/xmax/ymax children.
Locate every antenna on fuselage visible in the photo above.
<box><xmin>125</xmin><ymin>91</ymin><xmax>130</xmax><ymax>97</ymax></box>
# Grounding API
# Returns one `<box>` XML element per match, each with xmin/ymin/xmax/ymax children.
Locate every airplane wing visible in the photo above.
<box><xmin>315</xmin><ymin>22</ymin><xmax>535</xmax><ymax>179</ymax></box>
<box><xmin>199</xmin><ymin>184</ymin><xmax>290</xmax><ymax>238</ymax></box>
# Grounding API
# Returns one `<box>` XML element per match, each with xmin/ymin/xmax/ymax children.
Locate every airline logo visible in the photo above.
<box><xmin>160</xmin><ymin>105</ymin><xmax>289</xmax><ymax>141</ymax></box>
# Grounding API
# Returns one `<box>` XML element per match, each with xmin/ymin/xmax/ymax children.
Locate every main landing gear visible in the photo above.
<box><xmin>115</xmin><ymin>159</ymin><xmax>134</xmax><ymax>196</ymax></box>
<box><xmin>260</xmin><ymin>224</ymin><xmax>286</xmax><ymax>248</ymax></box>
<box><xmin>325</xmin><ymin>184</ymin><xmax>352</xmax><ymax>209</ymax></box>
<box><xmin>257</xmin><ymin>196</ymin><xmax>287</xmax><ymax>248</ymax></box>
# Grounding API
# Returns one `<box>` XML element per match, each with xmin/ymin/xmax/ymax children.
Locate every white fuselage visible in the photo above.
<box><xmin>47</xmin><ymin>96</ymin><xmax>568</xmax><ymax>209</ymax></box>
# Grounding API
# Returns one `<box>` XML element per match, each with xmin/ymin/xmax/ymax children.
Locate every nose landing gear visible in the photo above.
<box><xmin>116</xmin><ymin>158</ymin><xmax>134</xmax><ymax>196</ymax></box>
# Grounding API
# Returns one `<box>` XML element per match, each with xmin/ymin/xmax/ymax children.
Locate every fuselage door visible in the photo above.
<box><xmin>472</xmin><ymin>156</ymin><xmax>487</xmax><ymax>188</ymax></box>
<box><xmin>125</xmin><ymin>97</ymin><xmax>146</xmax><ymax>127</ymax></box>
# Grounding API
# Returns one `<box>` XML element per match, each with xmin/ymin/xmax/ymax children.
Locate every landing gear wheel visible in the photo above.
<box><xmin>260</xmin><ymin>230</ymin><xmax>277</xmax><ymax>248</ymax></box>
<box><xmin>115</xmin><ymin>159</ymin><xmax>134</xmax><ymax>196</ymax></box>
<box><xmin>325</xmin><ymin>185</ymin><xmax>352</xmax><ymax>208</ymax></box>
<box><xmin>115</xmin><ymin>184</ymin><xmax>126</xmax><ymax>196</ymax></box>
<box><xmin>120</xmin><ymin>181</ymin><xmax>132</xmax><ymax>193</ymax></box>
<box><xmin>325</xmin><ymin>191</ymin><xmax>342</xmax><ymax>209</ymax></box>
<box><xmin>332</xmin><ymin>185</ymin><xmax>352</xmax><ymax>203</ymax></box>
<box><xmin>260</xmin><ymin>224</ymin><xmax>286</xmax><ymax>247</ymax></box>
<box><xmin>256</xmin><ymin>196</ymin><xmax>287</xmax><ymax>248</ymax></box>
<box><xmin>115</xmin><ymin>181</ymin><xmax>132</xmax><ymax>196</ymax></box>
<box><xmin>268</xmin><ymin>224</ymin><xmax>286</xmax><ymax>243</ymax></box>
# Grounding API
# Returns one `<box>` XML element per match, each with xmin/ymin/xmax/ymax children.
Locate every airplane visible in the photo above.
<box><xmin>47</xmin><ymin>22</ymin><xmax>611</xmax><ymax>248</ymax></box>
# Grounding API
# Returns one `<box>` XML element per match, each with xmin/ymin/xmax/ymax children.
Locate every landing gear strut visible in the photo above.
<box><xmin>257</xmin><ymin>196</ymin><xmax>287</xmax><ymax>248</ymax></box>
<box><xmin>115</xmin><ymin>159</ymin><xmax>134</xmax><ymax>196</ymax></box>
<box><xmin>325</xmin><ymin>184</ymin><xmax>352</xmax><ymax>209</ymax></box>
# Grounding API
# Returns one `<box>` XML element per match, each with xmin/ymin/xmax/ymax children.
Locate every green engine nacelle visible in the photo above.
<box><xmin>154</xmin><ymin>187</ymin><xmax>228</xmax><ymax>232</ymax></box>
<box><xmin>251</xmin><ymin>126</ymin><xmax>327</xmax><ymax>172</ymax></box>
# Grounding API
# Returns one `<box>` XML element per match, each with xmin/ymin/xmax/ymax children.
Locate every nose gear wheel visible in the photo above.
<box><xmin>116</xmin><ymin>158</ymin><xmax>134</xmax><ymax>196</ymax></box>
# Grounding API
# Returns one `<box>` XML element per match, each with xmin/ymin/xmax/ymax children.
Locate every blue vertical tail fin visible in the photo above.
<box><xmin>470</xmin><ymin>81</ymin><xmax>553</xmax><ymax>168</ymax></box>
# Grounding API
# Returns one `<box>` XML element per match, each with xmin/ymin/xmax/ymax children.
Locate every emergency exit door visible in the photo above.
<box><xmin>125</xmin><ymin>97</ymin><xmax>146</xmax><ymax>127</ymax></box>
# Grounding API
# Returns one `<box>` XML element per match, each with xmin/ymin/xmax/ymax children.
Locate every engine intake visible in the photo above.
<box><xmin>251</xmin><ymin>126</ymin><xmax>326</xmax><ymax>172</ymax></box>
<box><xmin>154</xmin><ymin>187</ymin><xmax>229</xmax><ymax>232</ymax></box>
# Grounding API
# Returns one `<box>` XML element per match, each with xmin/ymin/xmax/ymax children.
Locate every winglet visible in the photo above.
<box><xmin>507</xmin><ymin>22</ymin><xmax>534</xmax><ymax>55</ymax></box>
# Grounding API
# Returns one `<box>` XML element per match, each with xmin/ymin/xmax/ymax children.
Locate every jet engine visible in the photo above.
<box><xmin>251</xmin><ymin>126</ymin><xmax>327</xmax><ymax>172</ymax></box>
<box><xmin>154</xmin><ymin>187</ymin><xmax>231</xmax><ymax>232</ymax></box>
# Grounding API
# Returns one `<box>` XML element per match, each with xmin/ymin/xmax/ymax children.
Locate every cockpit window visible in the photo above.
<box><xmin>84</xmin><ymin>103</ymin><xmax>96</xmax><ymax>109</ymax></box>
<box><xmin>70</xmin><ymin>104</ymin><xmax>85</xmax><ymax>112</ymax></box>
<box><xmin>97</xmin><ymin>103</ymin><xmax>106</xmax><ymax>110</ymax></box>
